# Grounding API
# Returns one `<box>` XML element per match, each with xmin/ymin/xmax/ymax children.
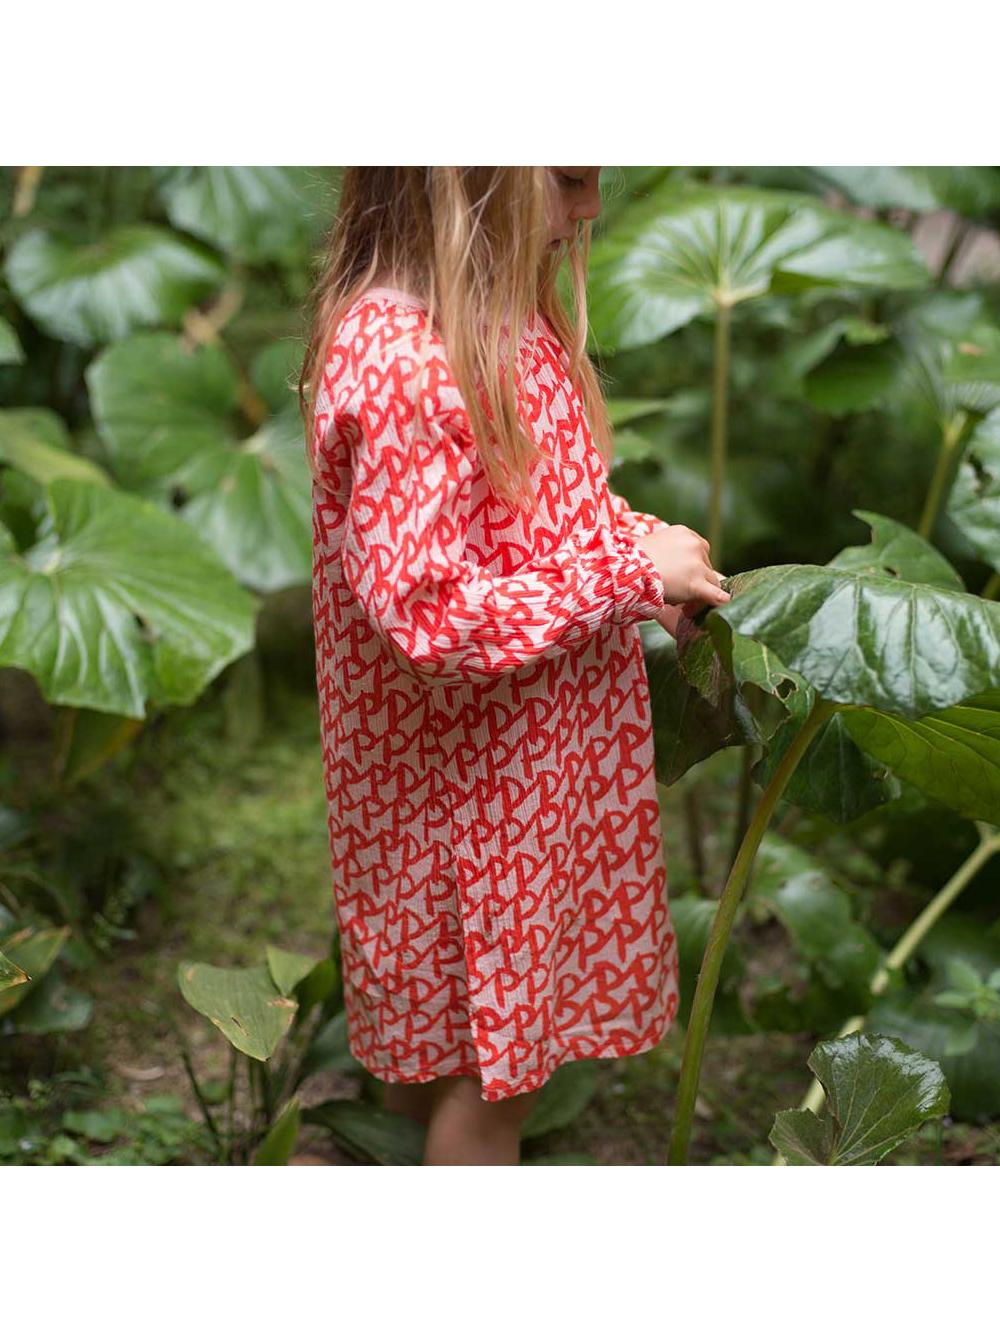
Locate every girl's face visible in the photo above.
<box><xmin>545</xmin><ymin>167</ymin><xmax>602</xmax><ymax>249</ymax></box>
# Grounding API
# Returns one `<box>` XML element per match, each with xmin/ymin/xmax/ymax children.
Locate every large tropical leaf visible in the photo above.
<box><xmin>4</xmin><ymin>225</ymin><xmax>226</xmax><ymax>347</ymax></box>
<box><xmin>587</xmin><ymin>181</ymin><xmax>929</xmax><ymax>353</ymax></box>
<box><xmin>157</xmin><ymin>166</ymin><xmax>333</xmax><ymax>265</ymax></box>
<box><xmin>0</xmin><ymin>478</ymin><xmax>258</xmax><ymax>718</ymax></box>
<box><xmin>87</xmin><ymin>333</ymin><xmax>312</xmax><ymax>592</ymax></box>
<box><xmin>790</xmin><ymin>167</ymin><xmax>1000</xmax><ymax>216</ymax></box>
<box><xmin>713</xmin><ymin>560</ymin><xmax>1000</xmax><ymax>717</ymax></box>
<box><xmin>769</xmin><ymin>1032</ymin><xmax>949</xmax><ymax>1164</ymax></box>
<box><xmin>177</xmin><ymin>960</ymin><xmax>297</xmax><ymax>1061</ymax></box>
<box><xmin>842</xmin><ymin>691</ymin><xmax>1000</xmax><ymax>825</ymax></box>
<box><xmin>827</xmin><ymin>508</ymin><xmax>965</xmax><ymax>590</ymax></box>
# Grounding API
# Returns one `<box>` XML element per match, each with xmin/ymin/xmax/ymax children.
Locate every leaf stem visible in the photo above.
<box><xmin>982</xmin><ymin>570</ymin><xmax>1000</xmax><ymax>601</ymax></box>
<box><xmin>709</xmin><ymin>299</ymin><xmax>732</xmax><ymax>567</ymax></box>
<box><xmin>918</xmin><ymin>411</ymin><xmax>968</xmax><ymax>539</ymax></box>
<box><xmin>772</xmin><ymin>821</ymin><xmax>1000</xmax><ymax>1163</ymax></box>
<box><xmin>666</xmin><ymin>694</ymin><xmax>839</xmax><ymax>1164</ymax></box>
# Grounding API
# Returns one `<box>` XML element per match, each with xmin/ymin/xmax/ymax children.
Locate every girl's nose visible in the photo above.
<box><xmin>572</xmin><ymin>185</ymin><xmax>602</xmax><ymax>224</ymax></box>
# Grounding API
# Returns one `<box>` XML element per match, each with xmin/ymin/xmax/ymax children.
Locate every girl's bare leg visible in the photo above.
<box><xmin>421</xmin><ymin>1075</ymin><xmax>541</xmax><ymax>1165</ymax></box>
<box><xmin>382</xmin><ymin>1078</ymin><xmax>440</xmax><ymax>1127</ymax></box>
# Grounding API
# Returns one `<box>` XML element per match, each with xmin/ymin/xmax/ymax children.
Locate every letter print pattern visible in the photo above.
<box><xmin>311</xmin><ymin>288</ymin><xmax>680</xmax><ymax>1102</ymax></box>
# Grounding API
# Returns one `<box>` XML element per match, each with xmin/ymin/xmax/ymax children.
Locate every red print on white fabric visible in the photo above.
<box><xmin>311</xmin><ymin>288</ymin><xmax>679</xmax><ymax>1101</ymax></box>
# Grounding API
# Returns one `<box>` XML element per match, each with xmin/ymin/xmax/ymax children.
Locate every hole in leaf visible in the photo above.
<box><xmin>170</xmin><ymin>486</ymin><xmax>188</xmax><ymax>508</ymax></box>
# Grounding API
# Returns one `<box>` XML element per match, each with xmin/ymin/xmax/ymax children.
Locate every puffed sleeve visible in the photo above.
<box><xmin>337</xmin><ymin>329</ymin><xmax>667</xmax><ymax>688</ymax></box>
<box><xmin>607</xmin><ymin>487</ymin><xmax>671</xmax><ymax>540</ymax></box>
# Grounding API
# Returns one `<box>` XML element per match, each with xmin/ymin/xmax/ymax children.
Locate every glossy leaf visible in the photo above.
<box><xmin>828</xmin><ymin>508</ymin><xmax>965</xmax><ymax>591</ymax></box>
<box><xmin>769</xmin><ymin>1032</ymin><xmax>949</xmax><ymax>1164</ymax></box>
<box><xmin>4</xmin><ymin>225</ymin><xmax>226</xmax><ymax>347</ymax></box>
<box><xmin>88</xmin><ymin>332</ymin><xmax>312</xmax><ymax>593</ymax></box>
<box><xmin>587</xmin><ymin>181</ymin><xmax>929</xmax><ymax>354</ymax></box>
<box><xmin>946</xmin><ymin>405</ymin><xmax>1000</xmax><ymax>574</ymax></box>
<box><xmin>177</xmin><ymin>961</ymin><xmax>297</xmax><ymax>1061</ymax></box>
<box><xmin>0</xmin><ymin>478</ymin><xmax>258</xmax><ymax>718</ymax></box>
<box><xmin>713</xmin><ymin>561</ymin><xmax>1000</xmax><ymax>718</ymax></box>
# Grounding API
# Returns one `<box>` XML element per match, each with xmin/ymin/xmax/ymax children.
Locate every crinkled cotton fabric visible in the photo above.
<box><xmin>310</xmin><ymin>286</ymin><xmax>680</xmax><ymax>1101</ymax></box>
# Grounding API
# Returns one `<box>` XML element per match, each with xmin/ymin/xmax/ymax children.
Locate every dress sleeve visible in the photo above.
<box><xmin>337</xmin><ymin>327</ymin><xmax>667</xmax><ymax>688</ymax></box>
<box><xmin>607</xmin><ymin>487</ymin><xmax>671</xmax><ymax>540</ymax></box>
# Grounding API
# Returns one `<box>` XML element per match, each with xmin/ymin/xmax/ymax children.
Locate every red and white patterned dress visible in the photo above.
<box><xmin>310</xmin><ymin>286</ymin><xmax>680</xmax><ymax>1101</ymax></box>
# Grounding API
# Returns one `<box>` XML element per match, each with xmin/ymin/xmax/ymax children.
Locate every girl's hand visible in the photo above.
<box><xmin>651</xmin><ymin>603</ymin><xmax>683</xmax><ymax>638</ymax></box>
<box><xmin>635</xmin><ymin>525</ymin><xmax>730</xmax><ymax>611</ymax></box>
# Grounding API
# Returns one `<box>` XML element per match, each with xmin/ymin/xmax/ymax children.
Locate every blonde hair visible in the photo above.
<box><xmin>297</xmin><ymin>166</ymin><xmax>616</xmax><ymax>515</ymax></box>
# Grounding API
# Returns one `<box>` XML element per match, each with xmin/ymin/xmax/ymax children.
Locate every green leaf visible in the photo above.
<box><xmin>587</xmin><ymin>181</ymin><xmax>929</xmax><ymax>353</ymax></box>
<box><xmin>302</xmin><ymin>1099</ymin><xmax>425</xmax><ymax>1166</ymax></box>
<box><xmin>88</xmin><ymin>333</ymin><xmax>312</xmax><ymax>593</ymax></box>
<box><xmin>0</xmin><ymin>478</ymin><xmax>258</xmax><ymax>718</ymax></box>
<box><xmin>714</xmin><ymin>560</ymin><xmax>1000</xmax><ymax>717</ymax></box>
<box><xmin>520</xmin><ymin>1060</ymin><xmax>599</xmax><ymax>1140</ymax></box>
<box><xmin>177</xmin><ymin>960</ymin><xmax>297</xmax><ymax>1061</ymax></box>
<box><xmin>299</xmin><ymin>1010</ymin><xmax>362</xmax><ymax>1082</ymax></box>
<box><xmin>266</xmin><ymin>946</ymin><xmax>317</xmax><ymax>998</ymax></box>
<box><xmin>158</xmin><ymin>166</ymin><xmax>331</xmax><ymax>265</ymax></box>
<box><xmin>62</xmin><ymin>1108</ymin><xmax>127</xmax><ymax>1143</ymax></box>
<box><xmin>0</xmin><ymin>408</ymin><xmax>112</xmax><ymax>488</ymax></box>
<box><xmin>748</xmin><ymin>833</ymin><xmax>881</xmax><ymax>1006</ymax></box>
<box><xmin>867</xmin><ymin>992</ymin><xmax>1000</xmax><ymax>1120</ymax></box>
<box><xmin>669</xmin><ymin>894</ymin><xmax>752</xmax><ymax>1035</ymax></box>
<box><xmin>605</xmin><ymin>397</ymin><xmax>675</xmax><ymax>428</ymax></box>
<box><xmin>0</xmin><ymin>925</ymin><xmax>69</xmax><ymax>1017</ymax></box>
<box><xmin>642</xmin><ymin>623</ymin><xmax>758</xmax><ymax>785</ymax></box>
<box><xmin>0</xmin><ymin>947</ymin><xmax>29</xmax><ymax>994</ymax></box>
<box><xmin>0</xmin><ymin>316</ymin><xmax>25</xmax><ymax>366</ymax></box>
<box><xmin>4</xmin><ymin>225</ymin><xmax>226</xmax><ymax>347</ymax></box>
<box><xmin>252</xmin><ymin>1097</ymin><xmax>301</xmax><ymax>1165</ymax></box>
<box><xmin>946</xmin><ymin>405</ymin><xmax>1000</xmax><ymax>574</ymax></box>
<box><xmin>827</xmin><ymin>509</ymin><xmax>965</xmax><ymax>591</ymax></box>
<box><xmin>800</xmin><ymin>166</ymin><xmax>1000</xmax><ymax>216</ymax></box>
<box><xmin>769</xmin><ymin>1032</ymin><xmax>949</xmax><ymax>1164</ymax></box>
<box><xmin>802</xmin><ymin>340</ymin><xmax>903</xmax><ymax>415</ymax></box>
<box><xmin>842</xmin><ymin>690</ymin><xmax>1000</xmax><ymax>825</ymax></box>
<box><xmin>4</xmin><ymin>968</ymin><xmax>93</xmax><ymax>1034</ymax></box>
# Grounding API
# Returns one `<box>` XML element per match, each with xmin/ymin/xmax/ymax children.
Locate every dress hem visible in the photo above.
<box><xmin>353</xmin><ymin>993</ymin><xmax>680</xmax><ymax>1103</ymax></box>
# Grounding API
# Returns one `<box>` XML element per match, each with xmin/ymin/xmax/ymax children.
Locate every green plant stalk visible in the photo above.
<box><xmin>983</xmin><ymin>570</ymin><xmax>1000</xmax><ymax>601</ymax></box>
<box><xmin>726</xmin><ymin>743</ymin><xmax>757</xmax><ymax>883</ymax></box>
<box><xmin>772</xmin><ymin>821</ymin><xmax>1000</xmax><ymax>1163</ymax></box>
<box><xmin>709</xmin><ymin>299</ymin><xmax>732</xmax><ymax>567</ymax></box>
<box><xmin>666</xmin><ymin>694</ymin><xmax>839</xmax><ymax>1165</ymax></box>
<box><xmin>918</xmin><ymin>411</ymin><xmax>968</xmax><ymax>539</ymax></box>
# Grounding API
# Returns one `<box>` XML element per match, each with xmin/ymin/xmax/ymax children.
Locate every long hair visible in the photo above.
<box><xmin>297</xmin><ymin>167</ymin><xmax>617</xmax><ymax>515</ymax></box>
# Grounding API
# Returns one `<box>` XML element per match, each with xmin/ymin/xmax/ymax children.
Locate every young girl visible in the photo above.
<box><xmin>299</xmin><ymin>167</ymin><xmax>730</xmax><ymax>1166</ymax></box>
